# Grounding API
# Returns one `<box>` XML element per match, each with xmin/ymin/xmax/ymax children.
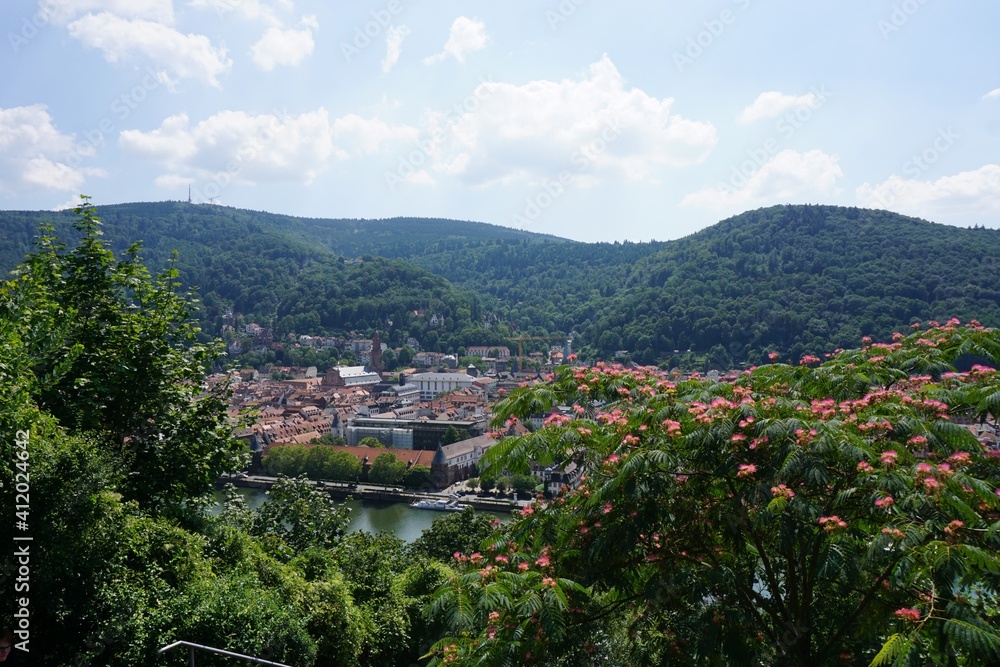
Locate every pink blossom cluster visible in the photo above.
<box><xmin>770</xmin><ymin>484</ymin><xmax>795</xmax><ymax>500</ymax></box>
<box><xmin>893</xmin><ymin>608</ymin><xmax>921</xmax><ymax>622</ymax></box>
<box><xmin>874</xmin><ymin>495</ymin><xmax>894</xmax><ymax>509</ymax></box>
<box><xmin>819</xmin><ymin>516</ymin><xmax>847</xmax><ymax>532</ymax></box>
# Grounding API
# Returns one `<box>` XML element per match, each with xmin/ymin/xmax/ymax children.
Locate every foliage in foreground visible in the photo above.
<box><xmin>428</xmin><ymin>321</ymin><xmax>1000</xmax><ymax>666</ymax></box>
<box><xmin>0</xmin><ymin>201</ymin><xmax>457</xmax><ymax>665</ymax></box>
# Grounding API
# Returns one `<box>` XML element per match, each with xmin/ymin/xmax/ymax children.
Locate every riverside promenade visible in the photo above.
<box><xmin>220</xmin><ymin>474</ymin><xmax>523</xmax><ymax>513</ymax></box>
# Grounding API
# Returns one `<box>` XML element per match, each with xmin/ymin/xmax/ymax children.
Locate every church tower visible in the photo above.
<box><xmin>371</xmin><ymin>331</ymin><xmax>383</xmax><ymax>372</ymax></box>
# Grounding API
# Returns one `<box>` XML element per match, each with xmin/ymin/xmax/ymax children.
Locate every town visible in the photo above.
<box><xmin>214</xmin><ymin>327</ymin><xmax>584</xmax><ymax>496</ymax></box>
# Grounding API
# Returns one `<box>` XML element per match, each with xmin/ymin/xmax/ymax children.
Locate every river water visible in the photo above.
<box><xmin>217</xmin><ymin>487</ymin><xmax>509</xmax><ymax>543</ymax></box>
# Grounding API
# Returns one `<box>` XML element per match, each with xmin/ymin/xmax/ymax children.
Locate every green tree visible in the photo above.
<box><xmin>402</xmin><ymin>464</ymin><xmax>432</xmax><ymax>489</ymax></box>
<box><xmin>262</xmin><ymin>444</ymin><xmax>307</xmax><ymax>476</ymax></box>
<box><xmin>508</xmin><ymin>473</ymin><xmax>538</xmax><ymax>496</ymax></box>
<box><xmin>368</xmin><ymin>452</ymin><xmax>406</xmax><ymax>485</ymax></box>
<box><xmin>357</xmin><ymin>436</ymin><xmax>382</xmax><ymax>448</ymax></box>
<box><xmin>325</xmin><ymin>449</ymin><xmax>363</xmax><ymax>481</ymax></box>
<box><xmin>303</xmin><ymin>444</ymin><xmax>335</xmax><ymax>479</ymax></box>
<box><xmin>316</xmin><ymin>433</ymin><xmax>347</xmax><ymax>447</ymax></box>
<box><xmin>5</xmin><ymin>197</ymin><xmax>245</xmax><ymax>514</ymax></box>
<box><xmin>252</xmin><ymin>476</ymin><xmax>351</xmax><ymax>557</ymax></box>
<box><xmin>429</xmin><ymin>321</ymin><xmax>1000</xmax><ymax>666</ymax></box>
<box><xmin>407</xmin><ymin>506</ymin><xmax>499</xmax><ymax>562</ymax></box>
<box><xmin>440</xmin><ymin>425</ymin><xmax>467</xmax><ymax>445</ymax></box>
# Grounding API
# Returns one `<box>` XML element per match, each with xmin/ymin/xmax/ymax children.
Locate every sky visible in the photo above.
<box><xmin>1</xmin><ymin>1</ymin><xmax>999</xmax><ymax>242</ymax></box>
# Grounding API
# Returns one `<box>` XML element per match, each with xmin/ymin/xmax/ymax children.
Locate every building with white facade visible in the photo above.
<box><xmin>409</xmin><ymin>372</ymin><xmax>476</xmax><ymax>400</ymax></box>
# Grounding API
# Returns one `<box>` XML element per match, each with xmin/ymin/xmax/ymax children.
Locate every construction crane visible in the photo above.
<box><xmin>506</xmin><ymin>335</ymin><xmax>573</xmax><ymax>372</ymax></box>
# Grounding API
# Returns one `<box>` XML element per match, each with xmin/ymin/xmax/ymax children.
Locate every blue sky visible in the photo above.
<box><xmin>2</xmin><ymin>0</ymin><xmax>998</xmax><ymax>241</ymax></box>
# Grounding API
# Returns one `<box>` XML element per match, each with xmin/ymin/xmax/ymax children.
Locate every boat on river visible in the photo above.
<box><xmin>410</xmin><ymin>497</ymin><xmax>469</xmax><ymax>511</ymax></box>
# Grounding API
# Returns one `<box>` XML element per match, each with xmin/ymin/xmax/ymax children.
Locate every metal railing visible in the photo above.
<box><xmin>157</xmin><ymin>641</ymin><xmax>292</xmax><ymax>666</ymax></box>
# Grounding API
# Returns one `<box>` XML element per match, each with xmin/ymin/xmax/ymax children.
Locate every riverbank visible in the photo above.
<box><xmin>219</xmin><ymin>474</ymin><xmax>525</xmax><ymax>514</ymax></box>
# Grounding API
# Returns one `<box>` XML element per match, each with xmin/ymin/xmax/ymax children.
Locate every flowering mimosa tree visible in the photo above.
<box><xmin>428</xmin><ymin>321</ymin><xmax>1000</xmax><ymax>666</ymax></box>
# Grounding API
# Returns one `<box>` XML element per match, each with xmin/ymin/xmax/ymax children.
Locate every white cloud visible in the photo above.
<box><xmin>984</xmin><ymin>88</ymin><xmax>1000</xmax><ymax>100</ymax></box>
<box><xmin>856</xmin><ymin>164</ymin><xmax>1000</xmax><ymax>219</ymax></box>
<box><xmin>120</xmin><ymin>109</ymin><xmax>344</xmax><ymax>186</ymax></box>
<box><xmin>682</xmin><ymin>149</ymin><xmax>843</xmax><ymax>211</ymax></box>
<box><xmin>382</xmin><ymin>25</ymin><xmax>410</xmax><ymax>74</ymax></box>
<box><xmin>0</xmin><ymin>104</ymin><xmax>100</xmax><ymax>194</ymax></box>
<box><xmin>68</xmin><ymin>12</ymin><xmax>231</xmax><ymax>87</ymax></box>
<box><xmin>44</xmin><ymin>0</ymin><xmax>174</xmax><ymax>25</ymax></box>
<box><xmin>422</xmin><ymin>55</ymin><xmax>716</xmax><ymax>187</ymax></box>
<box><xmin>423</xmin><ymin>16</ymin><xmax>489</xmax><ymax>65</ymax></box>
<box><xmin>187</xmin><ymin>0</ymin><xmax>281</xmax><ymax>24</ymax></box>
<box><xmin>251</xmin><ymin>21</ymin><xmax>316</xmax><ymax>71</ymax></box>
<box><xmin>737</xmin><ymin>91</ymin><xmax>822</xmax><ymax>124</ymax></box>
<box><xmin>331</xmin><ymin>114</ymin><xmax>418</xmax><ymax>155</ymax></box>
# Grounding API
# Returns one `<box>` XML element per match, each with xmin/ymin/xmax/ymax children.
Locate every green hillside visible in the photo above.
<box><xmin>2</xmin><ymin>201</ymin><xmax>998</xmax><ymax>367</ymax></box>
<box><xmin>586</xmin><ymin>205</ymin><xmax>1000</xmax><ymax>365</ymax></box>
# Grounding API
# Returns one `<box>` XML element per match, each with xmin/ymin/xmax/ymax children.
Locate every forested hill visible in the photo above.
<box><xmin>586</xmin><ymin>205</ymin><xmax>1000</xmax><ymax>366</ymax></box>
<box><xmin>1</xmin><ymin>201</ymin><xmax>997</xmax><ymax>367</ymax></box>
<box><xmin>0</xmin><ymin>201</ymin><xmax>525</xmax><ymax>351</ymax></box>
<box><xmin>0</xmin><ymin>200</ymin><xmax>565</xmax><ymax>271</ymax></box>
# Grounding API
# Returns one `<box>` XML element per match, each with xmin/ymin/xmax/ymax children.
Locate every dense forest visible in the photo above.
<box><xmin>1</xmin><ymin>201</ymin><xmax>998</xmax><ymax>367</ymax></box>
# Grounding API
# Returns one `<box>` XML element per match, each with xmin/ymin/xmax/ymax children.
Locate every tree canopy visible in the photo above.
<box><xmin>428</xmin><ymin>320</ymin><xmax>1000</xmax><ymax>666</ymax></box>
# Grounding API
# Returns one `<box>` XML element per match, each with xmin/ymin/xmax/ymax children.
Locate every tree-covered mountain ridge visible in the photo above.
<box><xmin>598</xmin><ymin>205</ymin><xmax>1000</xmax><ymax>366</ymax></box>
<box><xmin>0</xmin><ymin>201</ymin><xmax>997</xmax><ymax>366</ymax></box>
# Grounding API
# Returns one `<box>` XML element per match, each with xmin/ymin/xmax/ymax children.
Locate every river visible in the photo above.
<box><xmin>216</xmin><ymin>487</ymin><xmax>510</xmax><ymax>543</ymax></box>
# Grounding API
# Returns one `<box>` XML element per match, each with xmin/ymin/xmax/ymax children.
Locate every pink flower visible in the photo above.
<box><xmin>819</xmin><ymin>516</ymin><xmax>847</xmax><ymax>532</ymax></box>
<box><xmin>944</xmin><ymin>520</ymin><xmax>964</xmax><ymax>536</ymax></box>
<box><xmin>731</xmin><ymin>433</ymin><xmax>747</xmax><ymax>443</ymax></box>
<box><xmin>737</xmin><ymin>464</ymin><xmax>757</xmax><ymax>479</ymax></box>
<box><xmin>603</xmin><ymin>502</ymin><xmax>613</xmax><ymax>514</ymax></box>
<box><xmin>521</xmin><ymin>506</ymin><xmax>534</xmax><ymax>516</ymax></box>
<box><xmin>923</xmin><ymin>477</ymin><xmax>942</xmax><ymax>491</ymax></box>
<box><xmin>768</xmin><ymin>352</ymin><xmax>780</xmax><ymax>361</ymax></box>
<box><xmin>469</xmin><ymin>552</ymin><xmax>483</xmax><ymax>564</ymax></box>
<box><xmin>894</xmin><ymin>608</ymin><xmax>921</xmax><ymax>622</ymax></box>
<box><xmin>874</xmin><ymin>496</ymin><xmax>894</xmax><ymax>509</ymax></box>
<box><xmin>541</xmin><ymin>577</ymin><xmax>557</xmax><ymax>588</ymax></box>
<box><xmin>662</xmin><ymin>419</ymin><xmax>682</xmax><ymax>436</ymax></box>
<box><xmin>518</xmin><ymin>562</ymin><xmax>530</xmax><ymax>572</ymax></box>
<box><xmin>881</xmin><ymin>450</ymin><xmax>898</xmax><ymax>466</ymax></box>
<box><xmin>535</xmin><ymin>555</ymin><xmax>550</xmax><ymax>568</ymax></box>
<box><xmin>606</xmin><ymin>454</ymin><xmax>620</xmax><ymax>465</ymax></box>
<box><xmin>908</xmin><ymin>435</ymin><xmax>928</xmax><ymax>447</ymax></box>
<box><xmin>488</xmin><ymin>611</ymin><xmax>500</xmax><ymax>622</ymax></box>
<box><xmin>947</xmin><ymin>452</ymin><xmax>971</xmax><ymax>467</ymax></box>
<box><xmin>857</xmin><ymin>461</ymin><xmax>873</xmax><ymax>473</ymax></box>
<box><xmin>495</xmin><ymin>555</ymin><xmax>509</xmax><ymax>564</ymax></box>
<box><xmin>771</xmin><ymin>484</ymin><xmax>795</xmax><ymax>500</ymax></box>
